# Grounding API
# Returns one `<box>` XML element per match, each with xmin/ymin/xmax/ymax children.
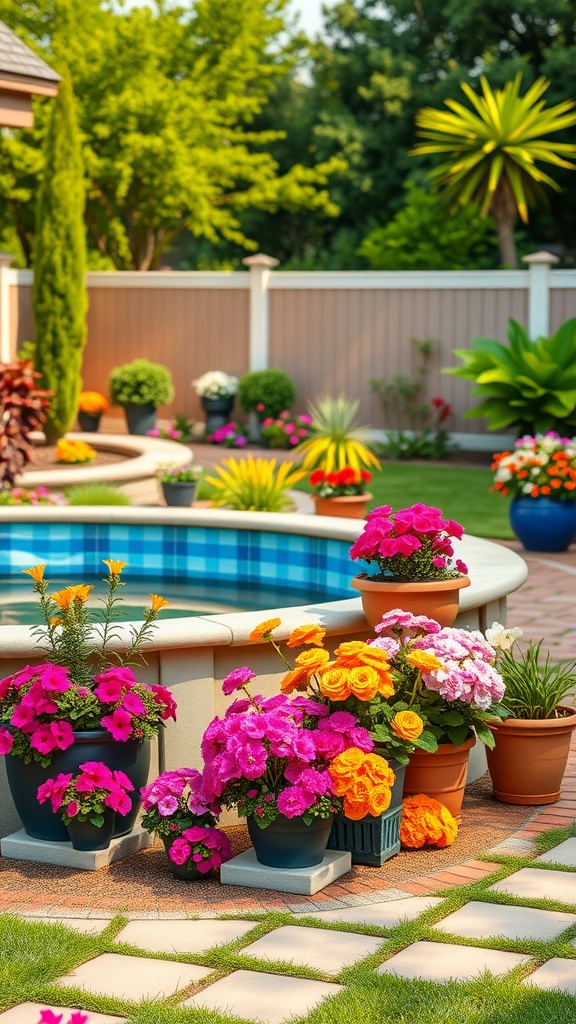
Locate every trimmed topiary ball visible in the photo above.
<box><xmin>238</xmin><ymin>370</ymin><xmax>296</xmax><ymax>420</ymax></box>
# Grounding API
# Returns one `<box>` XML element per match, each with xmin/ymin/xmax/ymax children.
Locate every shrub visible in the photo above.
<box><xmin>445</xmin><ymin>317</ymin><xmax>576</xmax><ymax>434</ymax></box>
<box><xmin>108</xmin><ymin>359</ymin><xmax>174</xmax><ymax>408</ymax></box>
<box><xmin>238</xmin><ymin>370</ymin><xmax>296</xmax><ymax>419</ymax></box>
<box><xmin>205</xmin><ymin>455</ymin><xmax>305</xmax><ymax>511</ymax></box>
<box><xmin>64</xmin><ymin>484</ymin><xmax>131</xmax><ymax>506</ymax></box>
<box><xmin>0</xmin><ymin>360</ymin><xmax>52</xmax><ymax>488</ymax></box>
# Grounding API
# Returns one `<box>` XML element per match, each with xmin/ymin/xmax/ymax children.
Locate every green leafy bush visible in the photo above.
<box><xmin>108</xmin><ymin>359</ymin><xmax>174</xmax><ymax>408</ymax></box>
<box><xmin>445</xmin><ymin>318</ymin><xmax>576</xmax><ymax>433</ymax></box>
<box><xmin>238</xmin><ymin>370</ymin><xmax>296</xmax><ymax>419</ymax></box>
<box><xmin>64</xmin><ymin>484</ymin><xmax>131</xmax><ymax>506</ymax></box>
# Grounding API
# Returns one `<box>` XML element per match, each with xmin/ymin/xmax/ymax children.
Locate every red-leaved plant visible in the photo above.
<box><xmin>0</xmin><ymin>360</ymin><xmax>52</xmax><ymax>487</ymax></box>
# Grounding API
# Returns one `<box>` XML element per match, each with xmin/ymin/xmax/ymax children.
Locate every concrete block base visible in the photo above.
<box><xmin>0</xmin><ymin>826</ymin><xmax>152</xmax><ymax>871</ymax></box>
<box><xmin>220</xmin><ymin>849</ymin><xmax>351</xmax><ymax>895</ymax></box>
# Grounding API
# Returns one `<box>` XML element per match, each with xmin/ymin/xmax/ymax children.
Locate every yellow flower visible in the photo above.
<box><xmin>319</xmin><ymin>666</ymin><xmax>351</xmax><ymax>702</ymax></box>
<box><xmin>103</xmin><ymin>559</ymin><xmax>128</xmax><ymax>576</ymax></box>
<box><xmin>294</xmin><ymin>648</ymin><xmax>331</xmax><ymax>676</ymax></box>
<box><xmin>377</xmin><ymin>670</ymin><xmax>395</xmax><ymax>698</ymax></box>
<box><xmin>348</xmin><ymin>665</ymin><xmax>380</xmax><ymax>701</ymax></box>
<box><xmin>150</xmin><ymin>594</ymin><xmax>169</xmax><ymax>612</ymax></box>
<box><xmin>368</xmin><ymin>784</ymin><xmax>393</xmax><ymax>817</ymax></box>
<box><xmin>391</xmin><ymin>710</ymin><xmax>424</xmax><ymax>742</ymax></box>
<box><xmin>23</xmin><ymin>564</ymin><xmax>46</xmax><ymax>582</ymax></box>
<box><xmin>286</xmin><ymin>624</ymin><xmax>326</xmax><ymax>648</ymax></box>
<box><xmin>406</xmin><ymin>650</ymin><xmax>444</xmax><ymax>672</ymax></box>
<box><xmin>55</xmin><ymin>439</ymin><xmax>96</xmax><ymax>464</ymax></box>
<box><xmin>49</xmin><ymin>616</ymin><xmax>63</xmax><ymax>627</ymax></box>
<box><xmin>78</xmin><ymin>391</ymin><xmax>108</xmax><ymax>414</ymax></box>
<box><xmin>249</xmin><ymin>617</ymin><xmax>281</xmax><ymax>641</ymax></box>
<box><xmin>280</xmin><ymin>667</ymin><xmax>309</xmax><ymax>694</ymax></box>
<box><xmin>51</xmin><ymin>584</ymin><xmax>93</xmax><ymax>610</ymax></box>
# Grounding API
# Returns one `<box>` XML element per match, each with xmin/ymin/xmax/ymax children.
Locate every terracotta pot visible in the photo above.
<box><xmin>350</xmin><ymin>574</ymin><xmax>471</xmax><ymax>629</ymax></box>
<box><xmin>403</xmin><ymin>736</ymin><xmax>476</xmax><ymax>823</ymax></box>
<box><xmin>313</xmin><ymin>493</ymin><xmax>372</xmax><ymax>519</ymax></box>
<box><xmin>486</xmin><ymin>706</ymin><xmax>576</xmax><ymax>805</ymax></box>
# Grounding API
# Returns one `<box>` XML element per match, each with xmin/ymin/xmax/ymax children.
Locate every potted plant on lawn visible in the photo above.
<box><xmin>369</xmin><ymin>609</ymin><xmax>507</xmax><ymax>820</ymax></box>
<box><xmin>192</xmin><ymin>371</ymin><xmax>239</xmax><ymax>436</ymax></box>
<box><xmin>108</xmin><ymin>359</ymin><xmax>174</xmax><ymax>435</ymax></box>
<box><xmin>159</xmin><ymin>464</ymin><xmax>202</xmax><ymax>507</ymax></box>
<box><xmin>140</xmin><ymin>767</ymin><xmax>233</xmax><ymax>880</ymax></box>
<box><xmin>491</xmin><ymin>432</ymin><xmax>576</xmax><ymax>552</ymax></box>
<box><xmin>349</xmin><ymin>503</ymin><xmax>470</xmax><ymax>627</ymax></box>
<box><xmin>310</xmin><ymin>467</ymin><xmax>373</xmax><ymax>519</ymax></box>
<box><xmin>0</xmin><ymin>561</ymin><xmax>176</xmax><ymax>842</ymax></box>
<box><xmin>77</xmin><ymin>391</ymin><xmax>108</xmax><ymax>432</ymax></box>
<box><xmin>484</xmin><ymin>622</ymin><xmax>576</xmax><ymax>804</ymax></box>
<box><xmin>199</xmin><ymin>624</ymin><xmax>395</xmax><ymax>869</ymax></box>
<box><xmin>37</xmin><ymin>760</ymin><xmax>134</xmax><ymax>851</ymax></box>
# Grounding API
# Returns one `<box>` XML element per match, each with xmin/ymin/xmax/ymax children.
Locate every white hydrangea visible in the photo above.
<box><xmin>192</xmin><ymin>371</ymin><xmax>239</xmax><ymax>399</ymax></box>
<box><xmin>485</xmin><ymin>621</ymin><xmax>523</xmax><ymax>651</ymax></box>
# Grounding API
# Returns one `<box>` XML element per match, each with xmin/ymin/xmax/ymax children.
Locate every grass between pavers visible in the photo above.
<box><xmin>3</xmin><ymin>838</ymin><xmax>576</xmax><ymax>1023</ymax></box>
<box><xmin>296</xmin><ymin>463</ymin><xmax>512</xmax><ymax>540</ymax></box>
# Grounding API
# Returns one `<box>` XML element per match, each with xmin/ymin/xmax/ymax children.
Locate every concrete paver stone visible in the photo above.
<box><xmin>535</xmin><ymin>839</ymin><xmax>576</xmax><ymax>867</ymax></box>
<box><xmin>183</xmin><ymin>969</ymin><xmax>344</xmax><ymax>1024</ymax></box>
<box><xmin>523</xmin><ymin>958</ymin><xmax>576</xmax><ymax>995</ymax></box>
<box><xmin>239</xmin><ymin>925</ymin><xmax>383</xmax><ymax>973</ymax></box>
<box><xmin>433</xmin><ymin>900</ymin><xmax>576</xmax><ymax>942</ymax></box>
<box><xmin>489</xmin><ymin>868</ymin><xmax>576</xmax><ymax>905</ymax></box>
<box><xmin>55</xmin><ymin>952</ymin><xmax>211</xmax><ymax>1001</ymax></box>
<box><xmin>377</xmin><ymin>940</ymin><xmax>530</xmax><ymax>982</ymax></box>
<box><xmin>0</xmin><ymin>1005</ymin><xmax>124</xmax><ymax>1024</ymax></box>
<box><xmin>296</xmin><ymin>896</ymin><xmax>443</xmax><ymax>928</ymax></box>
<box><xmin>114</xmin><ymin>917</ymin><xmax>257</xmax><ymax>954</ymax></box>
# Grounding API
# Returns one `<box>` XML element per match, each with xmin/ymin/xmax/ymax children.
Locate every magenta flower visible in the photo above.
<box><xmin>168</xmin><ymin>837</ymin><xmax>192</xmax><ymax>865</ymax></box>
<box><xmin>100</xmin><ymin>706</ymin><xmax>133</xmax><ymax>741</ymax></box>
<box><xmin>104</xmin><ymin>787</ymin><xmax>132</xmax><ymax>815</ymax></box>
<box><xmin>0</xmin><ymin>727</ymin><xmax>13</xmax><ymax>754</ymax></box>
<box><xmin>50</xmin><ymin>720</ymin><xmax>75</xmax><ymax>750</ymax></box>
<box><xmin>150</xmin><ymin>684</ymin><xmax>177</xmax><ymax>720</ymax></box>
<box><xmin>222</xmin><ymin>666</ymin><xmax>256</xmax><ymax>696</ymax></box>
<box><xmin>94</xmin><ymin>677</ymin><xmax>124</xmax><ymax>703</ymax></box>
<box><xmin>10</xmin><ymin>704</ymin><xmax>36</xmax><ymax>730</ymax></box>
<box><xmin>66</xmin><ymin>800</ymin><xmax>79</xmax><ymax>817</ymax></box>
<box><xmin>30</xmin><ymin>724</ymin><xmax>58</xmax><ymax>755</ymax></box>
<box><xmin>122</xmin><ymin>691</ymin><xmax>147</xmax><ymax>716</ymax></box>
<box><xmin>277</xmin><ymin>786</ymin><xmax>314</xmax><ymax>817</ymax></box>
<box><xmin>158</xmin><ymin>795</ymin><xmax>179</xmax><ymax>816</ymax></box>
<box><xmin>38</xmin><ymin>664</ymin><xmax>71</xmax><ymax>692</ymax></box>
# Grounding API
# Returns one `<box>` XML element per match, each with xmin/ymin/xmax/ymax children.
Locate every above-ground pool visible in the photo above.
<box><xmin>0</xmin><ymin>506</ymin><xmax>529</xmax><ymax>838</ymax></box>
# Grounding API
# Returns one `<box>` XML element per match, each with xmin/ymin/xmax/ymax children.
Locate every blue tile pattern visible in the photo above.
<box><xmin>0</xmin><ymin>523</ymin><xmax>357</xmax><ymax>597</ymax></box>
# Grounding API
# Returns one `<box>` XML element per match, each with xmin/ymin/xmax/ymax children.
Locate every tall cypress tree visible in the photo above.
<box><xmin>33</xmin><ymin>74</ymin><xmax>87</xmax><ymax>443</ymax></box>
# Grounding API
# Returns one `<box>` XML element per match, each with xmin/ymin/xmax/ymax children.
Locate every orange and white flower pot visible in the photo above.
<box><xmin>350</xmin><ymin>574</ymin><xmax>470</xmax><ymax>629</ymax></box>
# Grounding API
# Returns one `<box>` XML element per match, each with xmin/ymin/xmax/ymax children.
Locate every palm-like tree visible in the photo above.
<box><xmin>412</xmin><ymin>75</ymin><xmax>576</xmax><ymax>268</ymax></box>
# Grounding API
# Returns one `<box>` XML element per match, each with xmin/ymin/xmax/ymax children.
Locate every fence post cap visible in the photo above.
<box><xmin>522</xmin><ymin>250</ymin><xmax>559</xmax><ymax>266</ymax></box>
<box><xmin>0</xmin><ymin>251</ymin><xmax>14</xmax><ymax>268</ymax></box>
<box><xmin>242</xmin><ymin>253</ymin><xmax>280</xmax><ymax>269</ymax></box>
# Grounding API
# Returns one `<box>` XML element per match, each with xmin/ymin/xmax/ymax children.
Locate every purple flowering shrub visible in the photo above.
<box><xmin>370</xmin><ymin>610</ymin><xmax>506</xmax><ymax>747</ymax></box>
<box><xmin>200</xmin><ymin>677</ymin><xmax>375</xmax><ymax>829</ymax></box>
<box><xmin>37</xmin><ymin>760</ymin><xmax>134</xmax><ymax>825</ymax></box>
<box><xmin>140</xmin><ymin>768</ymin><xmax>232</xmax><ymax>873</ymax></box>
<box><xmin>350</xmin><ymin>503</ymin><xmax>468</xmax><ymax>582</ymax></box>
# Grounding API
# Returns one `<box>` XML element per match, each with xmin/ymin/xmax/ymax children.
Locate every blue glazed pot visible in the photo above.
<box><xmin>509</xmin><ymin>497</ymin><xmax>576</xmax><ymax>553</ymax></box>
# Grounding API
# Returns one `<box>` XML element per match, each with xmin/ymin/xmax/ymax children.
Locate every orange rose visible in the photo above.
<box><xmin>286</xmin><ymin>624</ymin><xmax>326</xmax><ymax>648</ymax></box>
<box><xmin>400</xmin><ymin>794</ymin><xmax>458</xmax><ymax>849</ymax></box>
<box><xmin>319</xmin><ymin>666</ymin><xmax>351</xmax><ymax>702</ymax></box>
<box><xmin>376</xmin><ymin>669</ymin><xmax>395</xmax><ymax>698</ymax></box>
<box><xmin>360</xmin><ymin>753</ymin><xmax>395</xmax><ymax>787</ymax></box>
<box><xmin>343</xmin><ymin>796</ymin><xmax>371</xmax><ymax>820</ymax></box>
<box><xmin>368</xmin><ymin>784</ymin><xmax>392</xmax><ymax>816</ymax></box>
<box><xmin>294</xmin><ymin>648</ymin><xmax>331</xmax><ymax>676</ymax></box>
<box><xmin>249</xmin><ymin>618</ymin><xmax>281</xmax><ymax>641</ymax></box>
<box><xmin>391</xmin><ymin>710</ymin><xmax>424</xmax><ymax>742</ymax></box>
<box><xmin>333</xmin><ymin>640</ymin><xmax>369</xmax><ymax>667</ymax></box>
<box><xmin>348</xmin><ymin>665</ymin><xmax>379</xmax><ymax>701</ymax></box>
<box><xmin>281</xmin><ymin>667</ymin><xmax>309</xmax><ymax>693</ymax></box>
<box><xmin>406</xmin><ymin>650</ymin><xmax>444</xmax><ymax>672</ymax></box>
<box><xmin>328</xmin><ymin>748</ymin><xmax>366</xmax><ymax>793</ymax></box>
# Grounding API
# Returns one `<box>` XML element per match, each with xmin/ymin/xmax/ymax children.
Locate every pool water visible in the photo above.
<box><xmin>0</xmin><ymin>575</ymin><xmax>330</xmax><ymax>627</ymax></box>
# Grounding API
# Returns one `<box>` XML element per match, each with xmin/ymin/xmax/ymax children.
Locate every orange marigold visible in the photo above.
<box><xmin>368</xmin><ymin>784</ymin><xmax>392</xmax><ymax>817</ymax></box>
<box><xmin>286</xmin><ymin>624</ymin><xmax>326</xmax><ymax>648</ymax></box>
<box><xmin>400</xmin><ymin>794</ymin><xmax>458</xmax><ymax>849</ymax></box>
<box><xmin>319</xmin><ymin>666</ymin><xmax>351</xmax><ymax>702</ymax></box>
<box><xmin>249</xmin><ymin>617</ymin><xmax>282</xmax><ymax>641</ymax></box>
<box><xmin>391</xmin><ymin>710</ymin><xmax>424</xmax><ymax>742</ymax></box>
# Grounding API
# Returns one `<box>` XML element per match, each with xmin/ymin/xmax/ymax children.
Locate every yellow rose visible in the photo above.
<box><xmin>294</xmin><ymin>648</ymin><xmax>331</xmax><ymax>676</ymax></box>
<box><xmin>319</xmin><ymin>666</ymin><xmax>351</xmax><ymax>702</ymax></box>
<box><xmin>391</xmin><ymin>710</ymin><xmax>424</xmax><ymax>742</ymax></box>
<box><xmin>406</xmin><ymin>650</ymin><xmax>444</xmax><ymax>672</ymax></box>
<box><xmin>333</xmin><ymin>640</ymin><xmax>368</xmax><ymax>667</ymax></box>
<box><xmin>348</xmin><ymin>665</ymin><xmax>379</xmax><ymax>701</ymax></box>
<box><xmin>368</xmin><ymin>784</ymin><xmax>392</xmax><ymax>817</ymax></box>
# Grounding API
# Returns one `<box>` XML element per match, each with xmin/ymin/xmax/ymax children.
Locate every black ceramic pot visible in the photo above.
<box><xmin>66</xmin><ymin>809</ymin><xmax>116</xmax><ymax>851</ymax></box>
<box><xmin>202</xmin><ymin>395</ymin><xmax>234</xmax><ymax>436</ymax></box>
<box><xmin>161</xmin><ymin>481</ymin><xmax>196</xmax><ymax>507</ymax></box>
<box><xmin>247</xmin><ymin>813</ymin><xmax>333</xmax><ymax>868</ymax></box>
<box><xmin>77</xmin><ymin>412</ymin><xmax>101</xmax><ymax>432</ymax></box>
<box><xmin>124</xmin><ymin>402</ymin><xmax>157</xmax><ymax>436</ymax></box>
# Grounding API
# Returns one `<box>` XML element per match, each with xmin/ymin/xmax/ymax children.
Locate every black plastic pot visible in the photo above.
<box><xmin>327</xmin><ymin>761</ymin><xmax>406</xmax><ymax>866</ymax></box>
<box><xmin>124</xmin><ymin>402</ymin><xmax>157</xmax><ymax>436</ymax></box>
<box><xmin>67</xmin><ymin>809</ymin><xmax>116</xmax><ymax>851</ymax></box>
<box><xmin>161</xmin><ymin>836</ymin><xmax>202</xmax><ymax>881</ymax></box>
<box><xmin>247</xmin><ymin>813</ymin><xmax>333</xmax><ymax>868</ymax></box>
<box><xmin>202</xmin><ymin>395</ymin><xmax>234</xmax><ymax>436</ymax></box>
<box><xmin>5</xmin><ymin>731</ymin><xmax>150</xmax><ymax>842</ymax></box>
<box><xmin>161</xmin><ymin>481</ymin><xmax>196</xmax><ymax>507</ymax></box>
<box><xmin>77</xmin><ymin>412</ymin><xmax>101</xmax><ymax>432</ymax></box>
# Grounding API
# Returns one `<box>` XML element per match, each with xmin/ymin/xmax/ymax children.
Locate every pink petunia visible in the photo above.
<box><xmin>122</xmin><ymin>691</ymin><xmax>147</xmax><ymax>716</ymax></box>
<box><xmin>0</xmin><ymin>727</ymin><xmax>13</xmax><ymax>754</ymax></box>
<box><xmin>30</xmin><ymin>724</ymin><xmax>57</xmax><ymax>755</ymax></box>
<box><xmin>100</xmin><ymin>707</ymin><xmax>133</xmax><ymax>741</ymax></box>
<box><xmin>50</xmin><ymin>720</ymin><xmax>75</xmax><ymax>750</ymax></box>
<box><xmin>94</xmin><ymin>677</ymin><xmax>124</xmax><ymax>703</ymax></box>
<box><xmin>168</xmin><ymin>837</ymin><xmax>191</xmax><ymax>865</ymax></box>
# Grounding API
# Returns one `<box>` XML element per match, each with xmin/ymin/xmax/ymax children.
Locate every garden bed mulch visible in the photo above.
<box><xmin>0</xmin><ymin>774</ymin><xmax>538</xmax><ymax>916</ymax></box>
<box><xmin>24</xmin><ymin>444</ymin><xmax>134</xmax><ymax>474</ymax></box>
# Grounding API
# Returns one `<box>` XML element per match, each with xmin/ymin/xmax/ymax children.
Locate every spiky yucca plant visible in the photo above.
<box><xmin>206</xmin><ymin>456</ymin><xmax>306</xmax><ymax>512</ymax></box>
<box><xmin>296</xmin><ymin>395</ymin><xmax>381</xmax><ymax>473</ymax></box>
<box><xmin>412</xmin><ymin>74</ymin><xmax>576</xmax><ymax>268</ymax></box>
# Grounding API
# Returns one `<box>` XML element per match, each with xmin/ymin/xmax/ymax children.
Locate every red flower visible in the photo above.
<box><xmin>360</xmin><ymin>470</ymin><xmax>372</xmax><ymax>483</ymax></box>
<box><xmin>309</xmin><ymin>470</ymin><xmax>325</xmax><ymax>486</ymax></box>
<box><xmin>339</xmin><ymin>467</ymin><xmax>357</xmax><ymax>486</ymax></box>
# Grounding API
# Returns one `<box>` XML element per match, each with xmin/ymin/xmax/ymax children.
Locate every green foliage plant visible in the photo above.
<box><xmin>33</xmin><ymin>75</ymin><xmax>87</xmax><ymax>444</ymax></box>
<box><xmin>412</xmin><ymin>74</ymin><xmax>576</xmax><ymax>268</ymax></box>
<box><xmin>205</xmin><ymin>454</ymin><xmax>305</xmax><ymax>512</ymax></box>
<box><xmin>445</xmin><ymin>317</ymin><xmax>576</xmax><ymax>433</ymax></box>
<box><xmin>488</xmin><ymin>626</ymin><xmax>576</xmax><ymax>719</ymax></box>
<box><xmin>108</xmin><ymin>359</ymin><xmax>174</xmax><ymax>408</ymax></box>
<box><xmin>296</xmin><ymin>395</ymin><xmax>381</xmax><ymax>473</ymax></box>
<box><xmin>159</xmin><ymin>464</ymin><xmax>202</xmax><ymax>484</ymax></box>
<box><xmin>64</xmin><ymin>484</ymin><xmax>131</xmax><ymax>506</ymax></box>
<box><xmin>358</xmin><ymin>183</ymin><xmax>497</xmax><ymax>270</ymax></box>
<box><xmin>238</xmin><ymin>369</ymin><xmax>296</xmax><ymax>419</ymax></box>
